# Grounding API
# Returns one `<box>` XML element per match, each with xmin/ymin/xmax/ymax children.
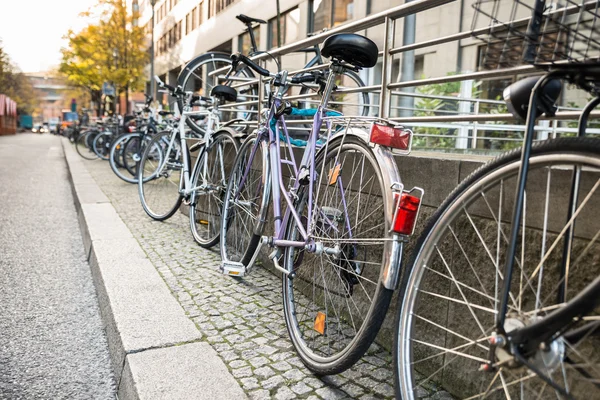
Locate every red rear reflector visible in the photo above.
<box><xmin>393</xmin><ymin>193</ymin><xmax>421</xmax><ymax>235</ymax></box>
<box><xmin>369</xmin><ymin>124</ymin><xmax>411</xmax><ymax>150</ymax></box>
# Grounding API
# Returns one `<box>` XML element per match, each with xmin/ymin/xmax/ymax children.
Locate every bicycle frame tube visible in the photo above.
<box><xmin>496</xmin><ymin>71</ymin><xmax>566</xmax><ymax>334</ymax></box>
<box><xmin>270</xmin><ymin>69</ymin><xmax>339</xmax><ymax>247</ymax></box>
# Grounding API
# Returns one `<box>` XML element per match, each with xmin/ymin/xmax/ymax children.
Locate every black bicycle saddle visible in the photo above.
<box><xmin>211</xmin><ymin>85</ymin><xmax>237</xmax><ymax>102</ymax></box>
<box><xmin>321</xmin><ymin>33</ymin><xmax>379</xmax><ymax>69</ymax></box>
<box><xmin>236</xmin><ymin>14</ymin><xmax>266</xmax><ymax>25</ymax></box>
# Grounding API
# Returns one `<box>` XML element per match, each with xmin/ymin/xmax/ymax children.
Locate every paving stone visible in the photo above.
<box><xmin>253</xmin><ymin>366</ymin><xmax>276</xmax><ymax>379</ymax></box>
<box><xmin>316</xmin><ymin>387</ymin><xmax>347</xmax><ymax>400</ymax></box>
<box><xmin>291</xmin><ymin>381</ymin><xmax>313</xmax><ymax>395</ymax></box>
<box><xmin>271</xmin><ymin>361</ymin><xmax>292</xmax><ymax>372</ymax></box>
<box><xmin>274</xmin><ymin>386</ymin><xmax>296</xmax><ymax>400</ymax></box>
<box><xmin>232</xmin><ymin>366</ymin><xmax>253</xmax><ymax>378</ymax></box>
<box><xmin>305</xmin><ymin>377</ymin><xmax>326</xmax><ymax>389</ymax></box>
<box><xmin>373</xmin><ymin>383</ymin><xmax>394</xmax><ymax>397</ymax></box>
<box><xmin>241</xmin><ymin>377</ymin><xmax>260</xmax><ymax>390</ymax></box>
<box><xmin>229</xmin><ymin>360</ymin><xmax>248</xmax><ymax>369</ymax></box>
<box><xmin>248</xmin><ymin>389</ymin><xmax>270</xmax><ymax>400</ymax></box>
<box><xmin>249</xmin><ymin>356</ymin><xmax>269</xmax><ymax>368</ymax></box>
<box><xmin>340</xmin><ymin>383</ymin><xmax>365</xmax><ymax>398</ymax></box>
<box><xmin>261</xmin><ymin>375</ymin><xmax>285</xmax><ymax>390</ymax></box>
<box><xmin>283</xmin><ymin>368</ymin><xmax>306</xmax><ymax>381</ymax></box>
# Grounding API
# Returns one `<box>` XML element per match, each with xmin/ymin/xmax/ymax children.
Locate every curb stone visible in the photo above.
<box><xmin>61</xmin><ymin>138</ymin><xmax>246</xmax><ymax>400</ymax></box>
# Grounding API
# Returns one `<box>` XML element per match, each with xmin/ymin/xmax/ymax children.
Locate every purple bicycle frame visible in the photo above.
<box><xmin>236</xmin><ymin>96</ymin><xmax>332</xmax><ymax>250</ymax></box>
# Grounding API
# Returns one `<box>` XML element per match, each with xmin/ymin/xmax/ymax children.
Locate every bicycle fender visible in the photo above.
<box><xmin>328</xmin><ymin>127</ymin><xmax>405</xmax><ymax>290</ymax></box>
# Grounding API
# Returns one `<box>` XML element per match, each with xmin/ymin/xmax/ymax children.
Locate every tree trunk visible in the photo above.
<box><xmin>125</xmin><ymin>83</ymin><xmax>130</xmax><ymax>114</ymax></box>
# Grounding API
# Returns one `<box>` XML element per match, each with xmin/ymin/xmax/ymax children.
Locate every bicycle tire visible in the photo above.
<box><xmin>177</xmin><ymin>52</ymin><xmax>256</xmax><ymax>135</ymax></box>
<box><xmin>75</xmin><ymin>131</ymin><xmax>99</xmax><ymax>160</ymax></box>
<box><xmin>109</xmin><ymin>132</ymin><xmax>141</xmax><ymax>184</ymax></box>
<box><xmin>394</xmin><ymin>137</ymin><xmax>600</xmax><ymax>400</ymax></box>
<box><xmin>93</xmin><ymin>132</ymin><xmax>111</xmax><ymax>160</ymax></box>
<box><xmin>220</xmin><ymin>132</ymin><xmax>270</xmax><ymax>266</ymax></box>
<box><xmin>189</xmin><ymin>130</ymin><xmax>239</xmax><ymax>248</ymax></box>
<box><xmin>123</xmin><ymin>133</ymin><xmax>150</xmax><ymax>176</ymax></box>
<box><xmin>282</xmin><ymin>135</ymin><xmax>394</xmax><ymax>375</ymax></box>
<box><xmin>138</xmin><ymin>131</ymin><xmax>184</xmax><ymax>221</ymax></box>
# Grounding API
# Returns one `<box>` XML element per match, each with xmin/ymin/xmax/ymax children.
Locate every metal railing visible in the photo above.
<box><xmin>206</xmin><ymin>0</ymin><xmax>598</xmax><ymax>153</ymax></box>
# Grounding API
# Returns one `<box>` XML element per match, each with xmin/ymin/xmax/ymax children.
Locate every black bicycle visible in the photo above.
<box><xmin>177</xmin><ymin>14</ymin><xmax>370</xmax><ymax>134</ymax></box>
<box><xmin>394</xmin><ymin>0</ymin><xmax>600</xmax><ymax>399</ymax></box>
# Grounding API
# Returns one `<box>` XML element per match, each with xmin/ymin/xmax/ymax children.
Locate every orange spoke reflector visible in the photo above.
<box><xmin>314</xmin><ymin>312</ymin><xmax>326</xmax><ymax>335</ymax></box>
<box><xmin>328</xmin><ymin>164</ymin><xmax>341</xmax><ymax>185</ymax></box>
<box><xmin>199</xmin><ymin>220</ymin><xmax>209</xmax><ymax>225</ymax></box>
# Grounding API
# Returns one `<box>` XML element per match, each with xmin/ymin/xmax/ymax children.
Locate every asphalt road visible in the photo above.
<box><xmin>0</xmin><ymin>134</ymin><xmax>115</xmax><ymax>399</ymax></box>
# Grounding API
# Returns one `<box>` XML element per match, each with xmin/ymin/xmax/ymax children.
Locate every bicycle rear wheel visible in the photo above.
<box><xmin>75</xmin><ymin>131</ymin><xmax>99</xmax><ymax>160</ymax></box>
<box><xmin>220</xmin><ymin>133</ymin><xmax>270</xmax><ymax>266</ymax></box>
<box><xmin>189</xmin><ymin>131</ymin><xmax>239</xmax><ymax>248</ymax></box>
<box><xmin>138</xmin><ymin>131</ymin><xmax>183</xmax><ymax>221</ymax></box>
<box><xmin>395</xmin><ymin>137</ymin><xmax>600</xmax><ymax>400</ymax></box>
<box><xmin>177</xmin><ymin>52</ymin><xmax>256</xmax><ymax>134</ymax></box>
<box><xmin>282</xmin><ymin>135</ymin><xmax>396</xmax><ymax>374</ymax></box>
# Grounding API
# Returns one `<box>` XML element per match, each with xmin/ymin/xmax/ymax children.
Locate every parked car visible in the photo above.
<box><xmin>31</xmin><ymin>124</ymin><xmax>42</xmax><ymax>133</ymax></box>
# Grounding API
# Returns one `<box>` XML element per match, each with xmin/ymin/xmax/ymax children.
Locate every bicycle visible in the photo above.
<box><xmin>138</xmin><ymin>76</ymin><xmax>242</xmax><ymax>247</ymax></box>
<box><xmin>177</xmin><ymin>14</ymin><xmax>370</xmax><ymax>135</ymax></box>
<box><xmin>393</xmin><ymin>1</ymin><xmax>600</xmax><ymax>398</ymax></box>
<box><xmin>219</xmin><ymin>33</ymin><xmax>424</xmax><ymax>374</ymax></box>
<box><xmin>109</xmin><ymin>96</ymin><xmax>161</xmax><ymax>183</ymax></box>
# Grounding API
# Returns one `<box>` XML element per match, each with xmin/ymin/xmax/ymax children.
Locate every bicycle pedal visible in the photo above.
<box><xmin>220</xmin><ymin>261</ymin><xmax>246</xmax><ymax>277</ymax></box>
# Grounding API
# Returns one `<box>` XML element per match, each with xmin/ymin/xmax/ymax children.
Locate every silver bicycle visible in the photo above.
<box><xmin>138</xmin><ymin>76</ymin><xmax>244</xmax><ymax>248</ymax></box>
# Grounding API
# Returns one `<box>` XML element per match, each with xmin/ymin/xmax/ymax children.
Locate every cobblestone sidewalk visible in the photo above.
<box><xmin>82</xmin><ymin>158</ymin><xmax>432</xmax><ymax>400</ymax></box>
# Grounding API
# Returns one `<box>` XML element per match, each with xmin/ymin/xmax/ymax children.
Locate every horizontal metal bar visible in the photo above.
<box><xmin>388</xmin><ymin>0</ymin><xmax>598</xmax><ymax>55</ymax></box>
<box><xmin>388</xmin><ymin>65</ymin><xmax>537</xmax><ymax>90</ymax></box>
<box><xmin>209</xmin><ymin>0</ymin><xmax>456</xmax><ymax>77</ymax></box>
<box><xmin>390</xmin><ymin>110</ymin><xmax>600</xmax><ymax>123</ymax></box>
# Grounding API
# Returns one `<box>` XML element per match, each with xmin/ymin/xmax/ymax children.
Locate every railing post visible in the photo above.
<box><xmin>471</xmin><ymin>99</ymin><xmax>479</xmax><ymax>149</ymax></box>
<box><xmin>456</xmin><ymin>78</ymin><xmax>472</xmax><ymax>149</ymax></box>
<box><xmin>379</xmin><ymin>16</ymin><xmax>395</xmax><ymax>119</ymax></box>
<box><xmin>538</xmin><ymin>119</ymin><xmax>550</xmax><ymax>141</ymax></box>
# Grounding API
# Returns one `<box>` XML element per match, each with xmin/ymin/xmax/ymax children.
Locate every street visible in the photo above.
<box><xmin>0</xmin><ymin>134</ymin><xmax>115</xmax><ymax>399</ymax></box>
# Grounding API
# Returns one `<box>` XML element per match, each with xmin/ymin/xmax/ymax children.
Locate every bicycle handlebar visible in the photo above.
<box><xmin>230</xmin><ymin>53</ymin><xmax>271</xmax><ymax>77</ymax></box>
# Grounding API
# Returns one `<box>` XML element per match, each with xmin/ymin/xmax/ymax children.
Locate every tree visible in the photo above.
<box><xmin>0</xmin><ymin>39</ymin><xmax>36</xmax><ymax>115</ymax></box>
<box><xmin>59</xmin><ymin>0</ymin><xmax>147</xmax><ymax>114</ymax></box>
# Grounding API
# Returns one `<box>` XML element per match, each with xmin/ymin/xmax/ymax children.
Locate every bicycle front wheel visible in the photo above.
<box><xmin>93</xmin><ymin>132</ymin><xmax>112</xmax><ymax>160</ymax></box>
<box><xmin>138</xmin><ymin>131</ymin><xmax>183</xmax><ymax>221</ymax></box>
<box><xmin>395</xmin><ymin>137</ymin><xmax>600</xmax><ymax>400</ymax></box>
<box><xmin>109</xmin><ymin>133</ymin><xmax>140</xmax><ymax>184</ymax></box>
<box><xmin>189</xmin><ymin>131</ymin><xmax>239</xmax><ymax>248</ymax></box>
<box><xmin>75</xmin><ymin>131</ymin><xmax>99</xmax><ymax>160</ymax></box>
<box><xmin>220</xmin><ymin>133</ymin><xmax>270</xmax><ymax>266</ymax></box>
<box><xmin>282</xmin><ymin>135</ymin><xmax>396</xmax><ymax>374</ymax></box>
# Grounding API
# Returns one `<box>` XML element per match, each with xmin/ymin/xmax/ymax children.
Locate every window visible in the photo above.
<box><xmin>268</xmin><ymin>7</ymin><xmax>301</xmax><ymax>49</ymax></box>
<box><xmin>311</xmin><ymin>0</ymin><xmax>354</xmax><ymax>32</ymax></box>
<box><xmin>238</xmin><ymin>26</ymin><xmax>260</xmax><ymax>54</ymax></box>
<box><xmin>186</xmin><ymin>12</ymin><xmax>192</xmax><ymax>35</ymax></box>
<box><xmin>208</xmin><ymin>0</ymin><xmax>236</xmax><ymax>19</ymax></box>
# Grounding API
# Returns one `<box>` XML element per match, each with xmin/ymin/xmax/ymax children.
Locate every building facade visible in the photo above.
<box><xmin>138</xmin><ymin>0</ymin><xmax>471</xmax><ymax>97</ymax></box>
<box><xmin>26</xmin><ymin>72</ymin><xmax>70</xmax><ymax>123</ymax></box>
